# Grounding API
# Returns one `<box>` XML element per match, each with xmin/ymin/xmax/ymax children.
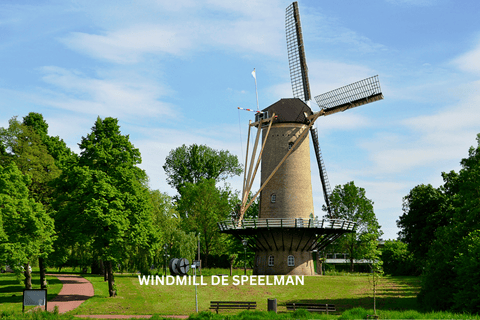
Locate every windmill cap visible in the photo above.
<box><xmin>262</xmin><ymin>98</ymin><xmax>313</xmax><ymax>124</ymax></box>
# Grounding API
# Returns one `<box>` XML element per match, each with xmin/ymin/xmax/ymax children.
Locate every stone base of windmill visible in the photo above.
<box><xmin>253</xmin><ymin>250</ymin><xmax>315</xmax><ymax>275</ymax></box>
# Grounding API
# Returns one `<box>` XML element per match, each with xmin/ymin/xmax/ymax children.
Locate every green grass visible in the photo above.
<box><xmin>0</xmin><ymin>272</ymin><xmax>63</xmax><ymax>312</ymax></box>
<box><xmin>2</xmin><ymin>269</ymin><xmax>478</xmax><ymax>319</ymax></box>
<box><xmin>68</xmin><ymin>273</ymin><xmax>421</xmax><ymax>316</ymax></box>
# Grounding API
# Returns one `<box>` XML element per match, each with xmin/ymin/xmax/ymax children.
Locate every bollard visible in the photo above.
<box><xmin>267</xmin><ymin>298</ymin><xmax>277</xmax><ymax>313</ymax></box>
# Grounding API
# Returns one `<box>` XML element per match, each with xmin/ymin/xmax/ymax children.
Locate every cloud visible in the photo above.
<box><xmin>452</xmin><ymin>40</ymin><xmax>480</xmax><ymax>75</ymax></box>
<box><xmin>59</xmin><ymin>1</ymin><xmax>286</xmax><ymax>64</ymax></box>
<box><xmin>61</xmin><ymin>26</ymin><xmax>193</xmax><ymax>64</ymax></box>
<box><xmin>35</xmin><ymin>66</ymin><xmax>174</xmax><ymax>119</ymax></box>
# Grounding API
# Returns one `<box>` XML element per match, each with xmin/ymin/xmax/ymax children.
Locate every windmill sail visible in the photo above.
<box><xmin>286</xmin><ymin>1</ymin><xmax>333</xmax><ymax>217</ymax></box>
<box><xmin>315</xmin><ymin>75</ymin><xmax>383</xmax><ymax>114</ymax></box>
<box><xmin>286</xmin><ymin>1</ymin><xmax>311</xmax><ymax>102</ymax></box>
<box><xmin>310</xmin><ymin>126</ymin><xmax>334</xmax><ymax>218</ymax></box>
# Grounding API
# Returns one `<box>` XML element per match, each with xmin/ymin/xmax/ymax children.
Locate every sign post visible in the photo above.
<box><xmin>23</xmin><ymin>289</ymin><xmax>47</xmax><ymax>312</ymax></box>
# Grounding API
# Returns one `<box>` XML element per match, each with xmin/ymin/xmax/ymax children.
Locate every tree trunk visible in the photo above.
<box><xmin>106</xmin><ymin>261</ymin><xmax>116</xmax><ymax>297</ymax></box>
<box><xmin>24</xmin><ymin>263</ymin><xmax>32</xmax><ymax>289</ymax></box>
<box><xmin>91</xmin><ymin>259</ymin><xmax>103</xmax><ymax>275</ymax></box>
<box><xmin>103</xmin><ymin>260</ymin><xmax>108</xmax><ymax>282</ymax></box>
<box><xmin>39</xmin><ymin>257</ymin><xmax>47</xmax><ymax>289</ymax></box>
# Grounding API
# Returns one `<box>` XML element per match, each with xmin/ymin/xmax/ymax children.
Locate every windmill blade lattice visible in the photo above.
<box><xmin>310</xmin><ymin>126</ymin><xmax>334</xmax><ymax>218</ymax></box>
<box><xmin>286</xmin><ymin>2</ymin><xmax>311</xmax><ymax>102</ymax></box>
<box><xmin>315</xmin><ymin>75</ymin><xmax>383</xmax><ymax>114</ymax></box>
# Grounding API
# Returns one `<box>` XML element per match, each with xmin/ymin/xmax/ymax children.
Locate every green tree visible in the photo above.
<box><xmin>23</xmin><ymin>112</ymin><xmax>77</xmax><ymax>170</ymax></box>
<box><xmin>418</xmin><ymin>134</ymin><xmax>480</xmax><ymax>313</ymax></box>
<box><xmin>176</xmin><ymin>179</ymin><xmax>232</xmax><ymax>268</ymax></box>
<box><xmin>381</xmin><ymin>240</ymin><xmax>417</xmax><ymax>276</ymax></box>
<box><xmin>54</xmin><ymin>117</ymin><xmax>158</xmax><ymax>296</ymax></box>
<box><xmin>0</xmin><ymin>117</ymin><xmax>61</xmax><ymax>288</ymax></box>
<box><xmin>453</xmin><ymin>230</ymin><xmax>480</xmax><ymax>313</ymax></box>
<box><xmin>325</xmin><ymin>181</ymin><xmax>382</xmax><ymax>272</ymax></box>
<box><xmin>362</xmin><ymin>233</ymin><xmax>383</xmax><ymax>317</ymax></box>
<box><xmin>149</xmin><ymin>190</ymin><xmax>196</xmax><ymax>274</ymax></box>
<box><xmin>163</xmin><ymin>144</ymin><xmax>242</xmax><ymax>194</ymax></box>
<box><xmin>0</xmin><ymin>163</ymin><xmax>55</xmax><ymax>289</ymax></box>
<box><xmin>397</xmin><ymin>184</ymin><xmax>449</xmax><ymax>270</ymax></box>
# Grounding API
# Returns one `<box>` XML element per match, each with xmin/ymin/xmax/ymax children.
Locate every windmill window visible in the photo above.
<box><xmin>270</xmin><ymin>194</ymin><xmax>276</xmax><ymax>203</ymax></box>
<box><xmin>287</xmin><ymin>255</ymin><xmax>295</xmax><ymax>266</ymax></box>
<box><xmin>268</xmin><ymin>255</ymin><xmax>274</xmax><ymax>266</ymax></box>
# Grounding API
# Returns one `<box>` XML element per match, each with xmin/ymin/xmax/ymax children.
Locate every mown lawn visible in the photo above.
<box><xmin>68</xmin><ymin>273</ymin><xmax>421</xmax><ymax>316</ymax></box>
<box><xmin>0</xmin><ymin>272</ymin><xmax>63</xmax><ymax>312</ymax></box>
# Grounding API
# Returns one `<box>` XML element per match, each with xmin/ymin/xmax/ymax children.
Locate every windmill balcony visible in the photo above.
<box><xmin>218</xmin><ymin>218</ymin><xmax>356</xmax><ymax>233</ymax></box>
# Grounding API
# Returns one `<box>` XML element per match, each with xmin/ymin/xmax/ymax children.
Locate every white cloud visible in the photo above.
<box><xmin>453</xmin><ymin>40</ymin><xmax>480</xmax><ymax>75</ymax></box>
<box><xmin>60</xmin><ymin>1</ymin><xmax>286</xmax><ymax>64</ymax></box>
<box><xmin>61</xmin><ymin>25</ymin><xmax>194</xmax><ymax>63</ymax></box>
<box><xmin>36</xmin><ymin>66</ymin><xmax>174</xmax><ymax>118</ymax></box>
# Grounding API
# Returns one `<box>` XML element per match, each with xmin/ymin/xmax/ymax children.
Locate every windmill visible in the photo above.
<box><xmin>218</xmin><ymin>1</ymin><xmax>383</xmax><ymax>275</ymax></box>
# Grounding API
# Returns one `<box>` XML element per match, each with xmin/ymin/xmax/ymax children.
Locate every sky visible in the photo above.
<box><xmin>2</xmin><ymin>0</ymin><xmax>480</xmax><ymax>240</ymax></box>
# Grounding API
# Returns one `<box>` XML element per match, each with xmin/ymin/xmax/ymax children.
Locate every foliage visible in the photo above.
<box><xmin>381</xmin><ymin>240</ymin><xmax>418</xmax><ymax>276</ymax></box>
<box><xmin>0</xmin><ymin>163</ymin><xmax>55</xmax><ymax>287</ymax></box>
<box><xmin>417</xmin><ymin>134</ymin><xmax>480</xmax><ymax>313</ymax></box>
<box><xmin>339</xmin><ymin>307</ymin><xmax>480</xmax><ymax>319</ymax></box>
<box><xmin>397</xmin><ymin>184</ymin><xmax>449</xmax><ymax>270</ymax></box>
<box><xmin>0</xmin><ymin>117</ymin><xmax>61</xmax><ymax>204</ymax></box>
<box><xmin>325</xmin><ymin>181</ymin><xmax>382</xmax><ymax>272</ymax></box>
<box><xmin>149</xmin><ymin>190</ymin><xmax>197</xmax><ymax>273</ymax></box>
<box><xmin>176</xmin><ymin>179</ymin><xmax>233</xmax><ymax>267</ymax></box>
<box><xmin>22</xmin><ymin>112</ymin><xmax>77</xmax><ymax>170</ymax></box>
<box><xmin>163</xmin><ymin>144</ymin><xmax>242</xmax><ymax>194</ymax></box>
<box><xmin>452</xmin><ymin>230</ymin><xmax>480</xmax><ymax>313</ymax></box>
<box><xmin>53</xmin><ymin>117</ymin><xmax>159</xmax><ymax>296</ymax></box>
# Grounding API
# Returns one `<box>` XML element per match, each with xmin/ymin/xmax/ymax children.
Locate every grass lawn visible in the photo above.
<box><xmin>0</xmin><ymin>272</ymin><xmax>63</xmax><ymax>312</ymax></box>
<box><xmin>68</xmin><ymin>273</ymin><xmax>421</xmax><ymax>316</ymax></box>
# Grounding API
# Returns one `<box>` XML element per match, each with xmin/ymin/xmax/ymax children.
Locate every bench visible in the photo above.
<box><xmin>286</xmin><ymin>302</ymin><xmax>336</xmax><ymax>314</ymax></box>
<box><xmin>210</xmin><ymin>301</ymin><xmax>256</xmax><ymax>314</ymax></box>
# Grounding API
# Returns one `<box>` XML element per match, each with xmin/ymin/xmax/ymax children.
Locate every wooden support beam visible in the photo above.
<box><xmin>245</xmin><ymin>113</ymin><xmax>274</xmax><ymax>197</ymax></box>
<box><xmin>243</xmin><ymin>114</ymin><xmax>319</xmax><ymax>213</ymax></box>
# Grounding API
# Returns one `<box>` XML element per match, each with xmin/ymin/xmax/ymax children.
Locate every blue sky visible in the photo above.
<box><xmin>2</xmin><ymin>0</ymin><xmax>480</xmax><ymax>239</ymax></box>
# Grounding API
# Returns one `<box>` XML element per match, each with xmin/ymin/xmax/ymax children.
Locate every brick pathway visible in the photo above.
<box><xmin>46</xmin><ymin>274</ymin><xmax>187</xmax><ymax>319</ymax></box>
<box><xmin>47</xmin><ymin>274</ymin><xmax>94</xmax><ymax>313</ymax></box>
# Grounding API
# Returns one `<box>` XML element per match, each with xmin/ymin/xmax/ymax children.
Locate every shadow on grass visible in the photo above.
<box><xmin>281</xmin><ymin>277</ymin><xmax>421</xmax><ymax>315</ymax></box>
<box><xmin>280</xmin><ymin>296</ymin><xmax>419</xmax><ymax>315</ymax></box>
<box><xmin>0</xmin><ymin>276</ymin><xmax>62</xmax><ymax>304</ymax></box>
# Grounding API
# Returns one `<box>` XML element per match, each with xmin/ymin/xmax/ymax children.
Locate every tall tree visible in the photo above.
<box><xmin>176</xmin><ymin>178</ymin><xmax>232</xmax><ymax>268</ymax></box>
<box><xmin>397</xmin><ymin>184</ymin><xmax>449</xmax><ymax>270</ymax></box>
<box><xmin>54</xmin><ymin>117</ymin><xmax>158</xmax><ymax>296</ymax></box>
<box><xmin>163</xmin><ymin>144</ymin><xmax>242</xmax><ymax>193</ymax></box>
<box><xmin>148</xmin><ymin>190</ymin><xmax>196</xmax><ymax>274</ymax></box>
<box><xmin>418</xmin><ymin>134</ymin><xmax>480</xmax><ymax>313</ymax></box>
<box><xmin>0</xmin><ymin>163</ymin><xmax>55</xmax><ymax>289</ymax></box>
<box><xmin>0</xmin><ymin>117</ymin><xmax>61</xmax><ymax>288</ymax></box>
<box><xmin>23</xmin><ymin>112</ymin><xmax>77</xmax><ymax>170</ymax></box>
<box><xmin>325</xmin><ymin>181</ymin><xmax>382</xmax><ymax>272</ymax></box>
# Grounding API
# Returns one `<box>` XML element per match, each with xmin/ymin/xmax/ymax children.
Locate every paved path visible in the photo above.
<box><xmin>47</xmin><ymin>274</ymin><xmax>188</xmax><ymax>319</ymax></box>
<box><xmin>47</xmin><ymin>274</ymin><xmax>94</xmax><ymax>313</ymax></box>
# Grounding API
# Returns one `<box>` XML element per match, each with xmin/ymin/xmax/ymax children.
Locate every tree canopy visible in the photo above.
<box><xmin>163</xmin><ymin>144</ymin><xmax>242</xmax><ymax>193</ymax></box>
<box><xmin>325</xmin><ymin>181</ymin><xmax>382</xmax><ymax>271</ymax></box>
<box><xmin>0</xmin><ymin>162</ymin><xmax>55</xmax><ymax>288</ymax></box>
<box><xmin>54</xmin><ymin>117</ymin><xmax>159</xmax><ymax>296</ymax></box>
<box><xmin>398</xmin><ymin>134</ymin><xmax>480</xmax><ymax>314</ymax></box>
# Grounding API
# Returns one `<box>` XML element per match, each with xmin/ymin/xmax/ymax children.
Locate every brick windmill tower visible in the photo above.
<box><xmin>218</xmin><ymin>2</ymin><xmax>383</xmax><ymax>275</ymax></box>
